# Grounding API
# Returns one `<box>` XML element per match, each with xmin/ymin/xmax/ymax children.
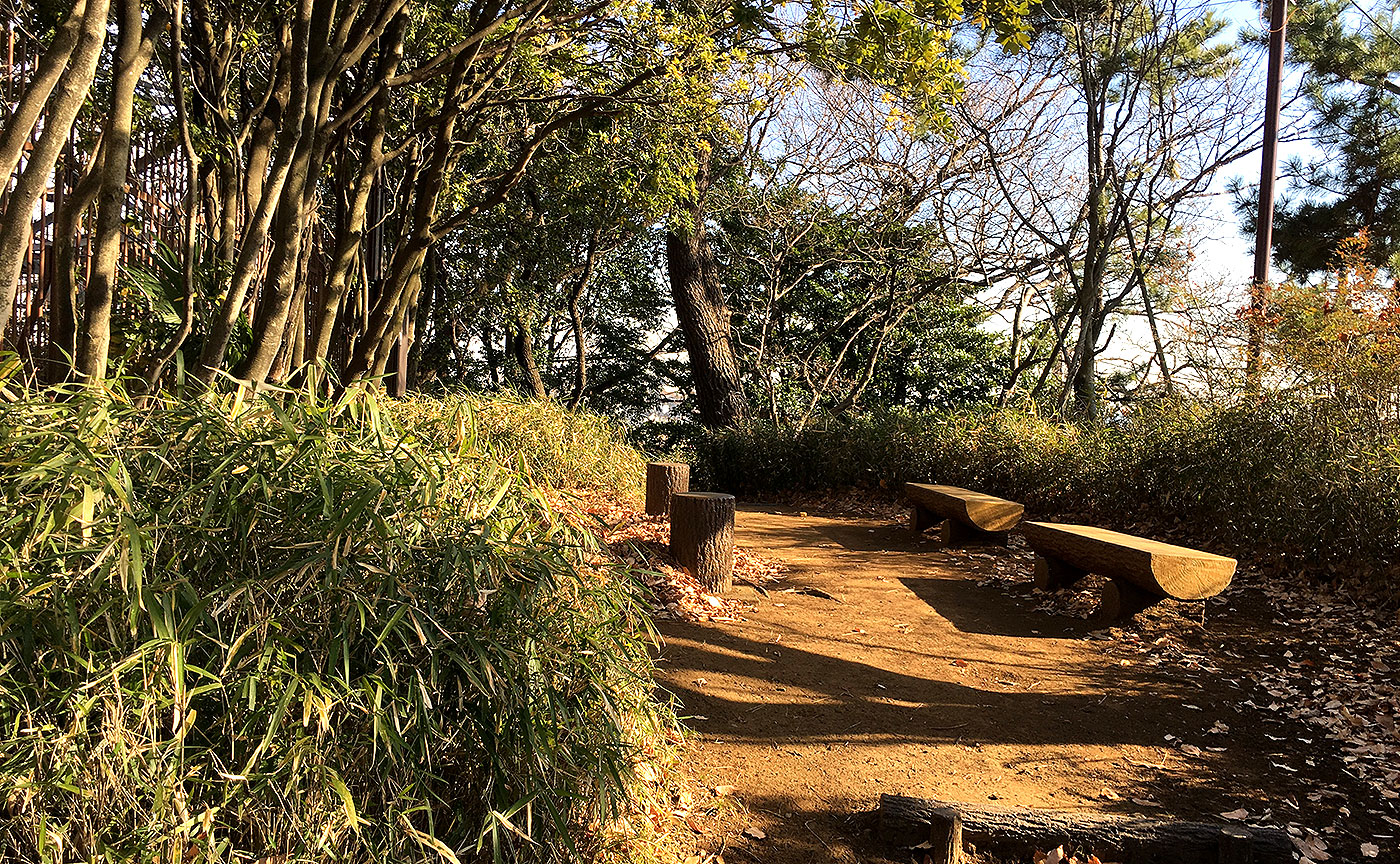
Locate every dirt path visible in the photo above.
<box><xmin>651</xmin><ymin>506</ymin><xmax>1374</xmax><ymax>863</ymax></box>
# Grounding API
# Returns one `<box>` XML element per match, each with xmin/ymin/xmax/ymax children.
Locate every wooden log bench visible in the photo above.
<box><xmin>878</xmin><ymin>793</ymin><xmax>1293</xmax><ymax>864</ymax></box>
<box><xmin>1021</xmin><ymin>521</ymin><xmax>1236</xmax><ymax>622</ymax></box>
<box><xmin>905</xmin><ymin>483</ymin><xmax>1024</xmax><ymax>546</ymax></box>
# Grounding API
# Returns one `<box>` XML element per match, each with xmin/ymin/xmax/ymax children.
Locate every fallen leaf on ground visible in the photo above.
<box><xmin>1360</xmin><ymin>843</ymin><xmax>1379</xmax><ymax>858</ymax></box>
<box><xmin>742</xmin><ymin>826</ymin><xmax>766</xmax><ymax>841</ymax></box>
<box><xmin>1220</xmin><ymin>809</ymin><xmax>1249</xmax><ymax>821</ymax></box>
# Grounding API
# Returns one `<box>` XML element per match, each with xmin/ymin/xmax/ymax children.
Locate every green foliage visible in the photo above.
<box><xmin>680</xmin><ymin>400</ymin><xmax>1400</xmax><ymax>574</ymax></box>
<box><xmin>398</xmin><ymin>392</ymin><xmax>648</xmax><ymax>498</ymax></box>
<box><xmin>0</xmin><ymin>373</ymin><xmax>666</xmax><ymax>863</ymax></box>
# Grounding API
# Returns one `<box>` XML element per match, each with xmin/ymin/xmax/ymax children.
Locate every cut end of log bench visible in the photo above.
<box><xmin>1021</xmin><ymin>521</ymin><xmax>1235</xmax><ymax>601</ymax></box>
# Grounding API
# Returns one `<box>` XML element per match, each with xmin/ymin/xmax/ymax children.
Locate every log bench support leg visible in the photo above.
<box><xmin>1093</xmin><ymin>578</ymin><xmax>1161</xmax><ymax>624</ymax></box>
<box><xmin>911</xmin><ymin>504</ymin><xmax>940</xmax><ymax>534</ymax></box>
<box><xmin>942</xmin><ymin>519</ymin><xmax>1009</xmax><ymax>547</ymax></box>
<box><xmin>1033</xmin><ymin>555</ymin><xmax>1087</xmax><ymax>591</ymax></box>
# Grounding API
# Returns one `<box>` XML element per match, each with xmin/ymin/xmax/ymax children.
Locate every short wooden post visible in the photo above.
<box><xmin>670</xmin><ymin>492</ymin><xmax>735</xmax><ymax>593</ymax></box>
<box><xmin>911</xmin><ymin>504</ymin><xmax>940</xmax><ymax>534</ymax></box>
<box><xmin>942</xmin><ymin>520</ymin><xmax>1009</xmax><ymax>547</ymax></box>
<box><xmin>1218</xmin><ymin>826</ymin><xmax>1254</xmax><ymax>864</ymax></box>
<box><xmin>1033</xmin><ymin>555</ymin><xmax>1088</xmax><ymax>591</ymax></box>
<box><xmin>645</xmin><ymin>461</ymin><xmax>690</xmax><ymax>516</ymax></box>
<box><xmin>1094</xmin><ymin>577</ymin><xmax>1160</xmax><ymax>624</ymax></box>
<box><xmin>928</xmin><ymin>807</ymin><xmax>963</xmax><ymax>864</ymax></box>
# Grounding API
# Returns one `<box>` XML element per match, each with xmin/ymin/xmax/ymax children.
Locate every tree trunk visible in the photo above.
<box><xmin>310</xmin><ymin>17</ymin><xmax>404</xmax><ymax>366</ymax></box>
<box><xmin>344</xmin><ymin>54</ymin><xmax>468</xmax><ymax>387</ymax></box>
<box><xmin>510</xmin><ymin>318</ymin><xmax>547</xmax><ymax>399</ymax></box>
<box><xmin>48</xmin><ymin>152</ymin><xmax>103</xmax><ymax>378</ymax></box>
<box><xmin>566</xmin><ymin>227</ymin><xmax>603</xmax><ymax>410</ymax></box>
<box><xmin>146</xmin><ymin>0</ymin><xmax>202</xmax><ymax>391</ymax></box>
<box><xmin>1068</xmin><ymin>44</ymin><xmax>1110</xmax><ymax>421</ymax></box>
<box><xmin>0</xmin><ymin>0</ymin><xmax>111</xmax><ymax>339</ymax></box>
<box><xmin>198</xmin><ymin>5</ymin><xmax>312</xmax><ymax>384</ymax></box>
<box><xmin>77</xmin><ymin>0</ymin><xmax>167</xmax><ymax>381</ymax></box>
<box><xmin>645</xmin><ymin>461</ymin><xmax>690</xmax><ymax>516</ymax></box>
<box><xmin>669</xmin><ymin>492</ymin><xmax>735</xmax><ymax>593</ymax></box>
<box><xmin>0</xmin><ymin>0</ymin><xmax>89</xmax><ymax>190</ymax></box>
<box><xmin>667</xmin><ymin>147</ymin><xmax>747</xmax><ymax>427</ymax></box>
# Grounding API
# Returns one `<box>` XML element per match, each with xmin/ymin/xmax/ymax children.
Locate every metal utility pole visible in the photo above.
<box><xmin>1248</xmin><ymin>0</ymin><xmax>1288</xmax><ymax>388</ymax></box>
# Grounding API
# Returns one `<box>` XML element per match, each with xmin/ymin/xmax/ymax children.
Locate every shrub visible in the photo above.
<box><xmin>0</xmin><ymin>376</ymin><xmax>664</xmax><ymax>863</ymax></box>
<box><xmin>684</xmin><ymin>398</ymin><xmax>1400</xmax><ymax>577</ymax></box>
<box><xmin>398</xmin><ymin>394</ymin><xmax>645</xmax><ymax>499</ymax></box>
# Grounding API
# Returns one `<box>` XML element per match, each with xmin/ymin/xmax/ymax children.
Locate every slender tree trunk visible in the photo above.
<box><xmin>311</xmin><ymin>15</ymin><xmax>405</xmax><ymax>366</ymax></box>
<box><xmin>483</xmin><ymin>323</ymin><xmax>502</xmax><ymax>386</ymax></box>
<box><xmin>198</xmin><ymin>5</ymin><xmax>312</xmax><ymax>384</ymax></box>
<box><xmin>345</xmin><ymin>55</ymin><xmax>469</xmax><ymax>385</ymax></box>
<box><xmin>566</xmin><ymin>228</ymin><xmax>603</xmax><ymax>410</ymax></box>
<box><xmin>0</xmin><ymin>0</ymin><xmax>111</xmax><ymax>339</ymax></box>
<box><xmin>1139</xmin><ymin>277</ymin><xmax>1174</xmax><ymax>394</ymax></box>
<box><xmin>237</xmin><ymin>19</ymin><xmax>341</xmax><ymax>384</ymax></box>
<box><xmin>0</xmin><ymin>0</ymin><xmax>90</xmax><ymax>188</ymax></box>
<box><xmin>510</xmin><ymin>318</ymin><xmax>547</xmax><ymax>398</ymax></box>
<box><xmin>666</xmin><ymin>148</ymin><xmax>747</xmax><ymax>427</ymax></box>
<box><xmin>78</xmin><ymin>0</ymin><xmax>168</xmax><ymax>381</ymax></box>
<box><xmin>1070</xmin><ymin>74</ymin><xmax>1108</xmax><ymax>421</ymax></box>
<box><xmin>48</xmin><ymin>153</ymin><xmax>103</xmax><ymax>377</ymax></box>
<box><xmin>146</xmin><ymin>0</ymin><xmax>202</xmax><ymax>391</ymax></box>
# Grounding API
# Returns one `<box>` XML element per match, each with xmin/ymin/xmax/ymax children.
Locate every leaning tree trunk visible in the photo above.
<box><xmin>509</xmin><ymin>318</ymin><xmax>547</xmax><ymax>399</ymax></box>
<box><xmin>0</xmin><ymin>0</ymin><xmax>89</xmax><ymax>187</ymax></box>
<box><xmin>197</xmin><ymin>1</ymin><xmax>311</xmax><ymax>385</ymax></box>
<box><xmin>310</xmin><ymin>16</ymin><xmax>404</xmax><ymax>367</ymax></box>
<box><xmin>49</xmin><ymin>156</ymin><xmax>103</xmax><ymax>377</ymax></box>
<box><xmin>667</xmin><ymin>147</ymin><xmax>747</xmax><ymax>428</ymax></box>
<box><xmin>77</xmin><ymin>0</ymin><xmax>167</xmax><ymax>381</ymax></box>
<box><xmin>0</xmin><ymin>0</ymin><xmax>111</xmax><ymax>339</ymax></box>
<box><xmin>669</xmin><ymin>492</ymin><xmax>735</xmax><ymax>593</ymax></box>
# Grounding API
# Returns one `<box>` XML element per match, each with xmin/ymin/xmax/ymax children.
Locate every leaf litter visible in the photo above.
<box><xmin>550</xmin><ymin>489</ymin><xmax>786</xmax><ymax>623</ymax></box>
<box><xmin>938</xmin><ymin>523</ymin><xmax>1399</xmax><ymax>864</ymax></box>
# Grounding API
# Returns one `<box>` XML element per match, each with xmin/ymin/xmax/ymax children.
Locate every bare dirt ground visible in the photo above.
<box><xmin>645</xmin><ymin>504</ymin><xmax>1399</xmax><ymax>864</ymax></box>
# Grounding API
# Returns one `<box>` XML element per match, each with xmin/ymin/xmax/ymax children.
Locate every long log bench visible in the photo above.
<box><xmin>905</xmin><ymin>483</ymin><xmax>1024</xmax><ymax>546</ymax></box>
<box><xmin>1021</xmin><ymin>521</ymin><xmax>1236</xmax><ymax>622</ymax></box>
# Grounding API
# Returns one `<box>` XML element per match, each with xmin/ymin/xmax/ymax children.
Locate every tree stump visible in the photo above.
<box><xmin>670</xmin><ymin>492</ymin><xmax>735</xmax><ymax>593</ymax></box>
<box><xmin>645</xmin><ymin>461</ymin><xmax>690</xmax><ymax>516</ymax></box>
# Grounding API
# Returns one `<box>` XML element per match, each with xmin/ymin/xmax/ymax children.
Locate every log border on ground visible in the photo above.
<box><xmin>877</xmin><ymin>794</ymin><xmax>1293</xmax><ymax>864</ymax></box>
